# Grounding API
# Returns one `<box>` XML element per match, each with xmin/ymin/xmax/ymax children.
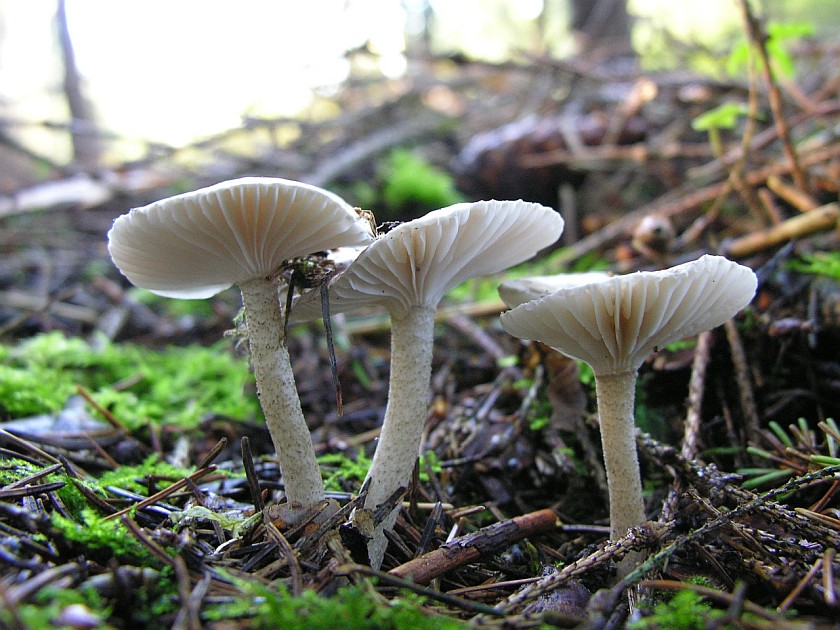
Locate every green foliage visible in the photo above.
<box><xmin>418</xmin><ymin>450</ymin><xmax>443</xmax><ymax>483</ymax></box>
<box><xmin>318</xmin><ymin>451</ymin><xmax>372</xmax><ymax>491</ymax></box>
<box><xmin>208</xmin><ymin>581</ymin><xmax>466</xmax><ymax>629</ymax></box>
<box><xmin>0</xmin><ymin>332</ymin><xmax>259</xmax><ymax>429</ymax></box>
<box><xmin>381</xmin><ymin>149</ymin><xmax>465</xmax><ymax>214</ymax></box>
<box><xmin>691</xmin><ymin>102</ymin><xmax>751</xmax><ymax>132</ymax></box>
<box><xmin>631</xmin><ymin>589</ymin><xmax>724</xmax><ymax>629</ymax></box>
<box><xmin>528</xmin><ymin>398</ymin><xmax>553</xmax><ymax>432</ymax></box>
<box><xmin>740</xmin><ymin>417</ymin><xmax>840</xmax><ymax>489</ymax></box>
<box><xmin>788</xmin><ymin>251</ymin><xmax>840</xmax><ymax>279</ymax></box>
<box><xmin>577</xmin><ymin>361</ymin><xmax>596</xmax><ymax>388</ymax></box>
<box><xmin>446</xmin><ymin>275</ymin><xmax>504</xmax><ymax>304</ymax></box>
<box><xmin>727</xmin><ymin>21</ymin><xmax>814</xmax><ymax>78</ymax></box>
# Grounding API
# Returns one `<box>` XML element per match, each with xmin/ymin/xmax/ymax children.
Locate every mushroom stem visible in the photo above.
<box><xmin>594</xmin><ymin>371</ymin><xmax>646</xmax><ymax>542</ymax></box>
<box><xmin>239</xmin><ymin>277</ymin><xmax>325</xmax><ymax>508</ymax></box>
<box><xmin>363</xmin><ymin>306</ymin><xmax>436</xmax><ymax>568</ymax></box>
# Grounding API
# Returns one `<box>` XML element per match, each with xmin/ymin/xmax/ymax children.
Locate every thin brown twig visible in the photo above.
<box><xmin>120</xmin><ymin>515</ymin><xmax>174</xmax><ymax>567</ymax></box>
<box><xmin>336</xmin><ymin>563</ymin><xmax>504</xmax><ymax>617</ymax></box>
<box><xmin>103</xmin><ymin>465</ymin><xmax>218</xmax><ymax>521</ymax></box>
<box><xmin>172</xmin><ymin>554</ymin><xmax>202</xmax><ymax>630</ymax></box>
<box><xmin>75</xmin><ymin>385</ymin><xmax>128</xmax><ymax>432</ymax></box>
<box><xmin>723</xmin><ymin>319</ymin><xmax>761</xmax><ymax>445</ymax></box>
<box><xmin>263</xmin><ymin>512</ymin><xmax>303</xmax><ymax>595</ymax></box>
<box><xmin>0</xmin><ymin>429</ymin><xmax>61</xmax><ymax>465</ymax></box>
<box><xmin>241</xmin><ymin>437</ymin><xmax>265</xmax><ymax>512</ymax></box>
<box><xmin>388</xmin><ymin>508</ymin><xmax>560</xmax><ymax>585</ymax></box>
<box><xmin>736</xmin><ymin>0</ymin><xmax>809</xmax><ymax>193</ymax></box>
<box><xmin>776</xmin><ymin>557</ymin><xmax>823</xmax><ymax>613</ymax></box>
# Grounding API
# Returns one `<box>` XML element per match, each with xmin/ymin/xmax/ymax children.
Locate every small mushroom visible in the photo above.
<box><xmin>500</xmin><ymin>255</ymin><xmax>757</xmax><ymax>573</ymax></box>
<box><xmin>107</xmin><ymin>177</ymin><xmax>374</xmax><ymax>508</ymax></box>
<box><xmin>498</xmin><ymin>272</ymin><xmax>613</xmax><ymax>309</ymax></box>
<box><xmin>296</xmin><ymin>199</ymin><xmax>564</xmax><ymax>567</ymax></box>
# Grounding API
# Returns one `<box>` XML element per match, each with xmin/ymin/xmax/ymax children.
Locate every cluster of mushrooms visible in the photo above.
<box><xmin>108</xmin><ymin>177</ymin><xmax>757</xmax><ymax>572</ymax></box>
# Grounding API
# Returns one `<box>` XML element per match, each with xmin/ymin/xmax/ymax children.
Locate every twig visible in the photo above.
<box><xmin>736</xmin><ymin>0</ymin><xmax>809</xmax><ymax>193</ymax></box>
<box><xmin>767</xmin><ymin>174</ymin><xmax>818</xmax><ymax>211</ymax></box>
<box><xmin>120</xmin><ymin>515</ymin><xmax>174</xmax><ymax>567</ymax></box>
<box><xmin>104</xmin><ymin>465</ymin><xmax>218</xmax><ymax>521</ymax></box>
<box><xmin>477</xmin><ymin>523</ymin><xmax>664</xmax><ymax>619</ymax></box>
<box><xmin>4</xmin><ymin>563</ymin><xmax>81</xmax><ymax>605</ymax></box>
<box><xmin>776</xmin><ymin>557</ymin><xmax>823</xmax><ymax>613</ymax></box>
<box><xmin>263</xmin><ymin>512</ymin><xmax>303</xmax><ymax>596</ymax></box>
<box><xmin>241</xmin><ymin>437</ymin><xmax>265</xmax><ymax>512</ymax></box>
<box><xmin>75</xmin><ymin>385</ymin><xmax>128</xmax><ymax>432</ymax></box>
<box><xmin>389</xmin><ymin>508</ymin><xmax>559</xmax><ymax>585</ymax></box>
<box><xmin>172</xmin><ymin>555</ymin><xmax>202</xmax><ymax>630</ymax></box>
<box><xmin>195</xmin><ymin>437</ymin><xmax>227</xmax><ymax>470</ymax></box>
<box><xmin>552</xmin><ymin>144</ymin><xmax>840</xmax><ymax>266</ymax></box>
<box><xmin>336</xmin><ymin>563</ymin><xmax>504</xmax><ymax>617</ymax></box>
<box><xmin>723</xmin><ymin>319</ymin><xmax>761</xmax><ymax>442</ymax></box>
<box><xmin>623</xmin><ymin>464</ymin><xmax>840</xmax><ymax>588</ymax></box>
<box><xmin>0</xmin><ymin>430</ymin><xmax>61</xmax><ymax>465</ymax></box>
<box><xmin>721</xmin><ymin>202</ymin><xmax>839</xmax><ymax>258</ymax></box>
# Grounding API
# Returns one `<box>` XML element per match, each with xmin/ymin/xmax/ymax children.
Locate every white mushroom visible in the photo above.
<box><xmin>297</xmin><ymin>200</ymin><xmax>564</xmax><ymax>567</ymax></box>
<box><xmin>500</xmin><ymin>255</ymin><xmax>757</xmax><ymax>573</ymax></box>
<box><xmin>498</xmin><ymin>272</ymin><xmax>613</xmax><ymax>309</ymax></box>
<box><xmin>107</xmin><ymin>177</ymin><xmax>375</xmax><ymax>508</ymax></box>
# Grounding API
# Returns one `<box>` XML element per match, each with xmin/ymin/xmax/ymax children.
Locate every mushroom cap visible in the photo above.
<box><xmin>293</xmin><ymin>200</ymin><xmax>564</xmax><ymax>320</ymax></box>
<box><xmin>498</xmin><ymin>272</ymin><xmax>613</xmax><ymax>309</ymax></box>
<box><xmin>500</xmin><ymin>255</ymin><xmax>757</xmax><ymax>375</ymax></box>
<box><xmin>107</xmin><ymin>177</ymin><xmax>375</xmax><ymax>299</ymax></box>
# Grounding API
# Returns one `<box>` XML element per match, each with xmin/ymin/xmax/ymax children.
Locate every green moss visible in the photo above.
<box><xmin>6</xmin><ymin>586</ymin><xmax>116</xmax><ymax>630</ymax></box>
<box><xmin>631</xmin><ymin>589</ymin><xmax>724</xmax><ymax>629</ymax></box>
<box><xmin>0</xmin><ymin>332</ymin><xmax>259</xmax><ymax>429</ymax></box>
<box><xmin>418</xmin><ymin>450</ymin><xmax>443</xmax><ymax>483</ymax></box>
<box><xmin>96</xmin><ymin>455</ymin><xmax>196</xmax><ymax>495</ymax></box>
<box><xmin>788</xmin><ymin>251</ymin><xmax>840</xmax><ymax>279</ymax></box>
<box><xmin>51</xmin><ymin>507</ymin><xmax>161</xmax><ymax>565</ymax></box>
<box><xmin>208</xmin><ymin>581</ymin><xmax>467</xmax><ymax>629</ymax></box>
<box><xmin>381</xmin><ymin>149</ymin><xmax>465</xmax><ymax>215</ymax></box>
<box><xmin>318</xmin><ymin>451</ymin><xmax>371</xmax><ymax>492</ymax></box>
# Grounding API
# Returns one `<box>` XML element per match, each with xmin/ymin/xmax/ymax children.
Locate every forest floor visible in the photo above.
<box><xmin>1</xmin><ymin>15</ymin><xmax>840</xmax><ymax>630</ymax></box>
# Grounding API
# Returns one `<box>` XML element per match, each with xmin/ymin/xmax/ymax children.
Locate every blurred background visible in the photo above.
<box><xmin>1</xmin><ymin>0</ymin><xmax>837</xmax><ymax>185</ymax></box>
<box><xmin>1</xmin><ymin>0</ymin><xmax>839</xmax><ymax>340</ymax></box>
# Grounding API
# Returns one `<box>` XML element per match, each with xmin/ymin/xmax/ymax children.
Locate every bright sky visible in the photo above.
<box><xmin>0</xmin><ymin>0</ymin><xmax>741</xmax><ymax>157</ymax></box>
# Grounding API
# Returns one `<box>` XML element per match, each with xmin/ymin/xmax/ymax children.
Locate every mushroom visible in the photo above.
<box><xmin>498</xmin><ymin>272</ymin><xmax>613</xmax><ymax>309</ymax></box>
<box><xmin>295</xmin><ymin>199</ymin><xmax>564</xmax><ymax>567</ymax></box>
<box><xmin>107</xmin><ymin>177</ymin><xmax>375</xmax><ymax>508</ymax></box>
<box><xmin>500</xmin><ymin>255</ymin><xmax>757</xmax><ymax>572</ymax></box>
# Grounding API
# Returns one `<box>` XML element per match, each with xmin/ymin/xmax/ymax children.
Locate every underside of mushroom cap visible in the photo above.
<box><xmin>107</xmin><ymin>177</ymin><xmax>375</xmax><ymax>299</ymax></box>
<box><xmin>500</xmin><ymin>255</ymin><xmax>757</xmax><ymax>375</ymax></box>
<box><xmin>293</xmin><ymin>199</ymin><xmax>564</xmax><ymax>320</ymax></box>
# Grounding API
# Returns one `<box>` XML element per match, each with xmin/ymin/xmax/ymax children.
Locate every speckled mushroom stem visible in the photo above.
<box><xmin>363</xmin><ymin>306</ymin><xmax>436</xmax><ymax>568</ymax></box>
<box><xmin>594</xmin><ymin>371</ymin><xmax>647</xmax><ymax>544</ymax></box>
<box><xmin>239</xmin><ymin>277</ymin><xmax>325</xmax><ymax>508</ymax></box>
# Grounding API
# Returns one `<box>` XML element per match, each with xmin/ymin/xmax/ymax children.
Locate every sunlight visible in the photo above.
<box><xmin>62</xmin><ymin>0</ymin><xmax>407</xmax><ymax>146</ymax></box>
